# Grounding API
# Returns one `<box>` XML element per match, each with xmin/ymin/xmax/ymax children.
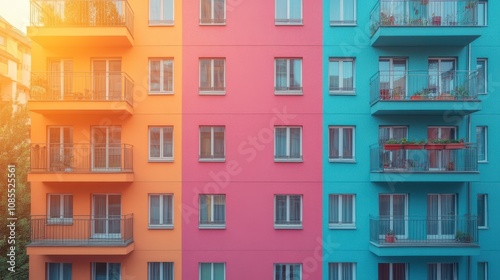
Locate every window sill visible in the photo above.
<box><xmin>329</xmin><ymin>159</ymin><xmax>356</xmax><ymax>163</ymax></box>
<box><xmin>478</xmin><ymin>160</ymin><xmax>488</xmax><ymax>164</ymax></box>
<box><xmin>199</xmin><ymin>91</ymin><xmax>226</xmax><ymax>96</ymax></box>
<box><xmin>329</xmin><ymin>91</ymin><xmax>356</xmax><ymax>96</ymax></box>
<box><xmin>199</xmin><ymin>21</ymin><xmax>227</xmax><ymax>26</ymax></box>
<box><xmin>478</xmin><ymin>226</ymin><xmax>488</xmax><ymax>230</ymax></box>
<box><xmin>275</xmin><ymin>21</ymin><xmax>303</xmax><ymax>26</ymax></box>
<box><xmin>329</xmin><ymin>22</ymin><xmax>357</xmax><ymax>27</ymax></box>
<box><xmin>274</xmin><ymin>224</ymin><xmax>303</xmax><ymax>230</ymax></box>
<box><xmin>148</xmin><ymin>225</ymin><xmax>174</xmax><ymax>230</ymax></box>
<box><xmin>199</xmin><ymin>224</ymin><xmax>226</xmax><ymax>230</ymax></box>
<box><xmin>274</xmin><ymin>158</ymin><xmax>303</xmax><ymax>163</ymax></box>
<box><xmin>329</xmin><ymin>225</ymin><xmax>356</xmax><ymax>230</ymax></box>
<box><xmin>149</xmin><ymin>92</ymin><xmax>174</xmax><ymax>95</ymax></box>
<box><xmin>47</xmin><ymin>218</ymin><xmax>73</xmax><ymax>225</ymax></box>
<box><xmin>149</xmin><ymin>158</ymin><xmax>174</xmax><ymax>163</ymax></box>
<box><xmin>199</xmin><ymin>158</ymin><xmax>226</xmax><ymax>163</ymax></box>
<box><xmin>274</xmin><ymin>91</ymin><xmax>303</xmax><ymax>96</ymax></box>
<box><xmin>149</xmin><ymin>20</ymin><xmax>174</xmax><ymax>26</ymax></box>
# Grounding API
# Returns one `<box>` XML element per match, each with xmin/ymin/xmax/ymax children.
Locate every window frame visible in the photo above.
<box><xmin>149</xmin><ymin>58</ymin><xmax>174</xmax><ymax>94</ymax></box>
<box><xmin>199</xmin><ymin>126</ymin><xmax>226</xmax><ymax>162</ymax></box>
<box><xmin>199</xmin><ymin>0</ymin><xmax>226</xmax><ymax>25</ymax></box>
<box><xmin>476</xmin><ymin>126</ymin><xmax>488</xmax><ymax>162</ymax></box>
<box><xmin>199</xmin><ymin>58</ymin><xmax>226</xmax><ymax>95</ymax></box>
<box><xmin>274</xmin><ymin>58</ymin><xmax>303</xmax><ymax>95</ymax></box>
<box><xmin>149</xmin><ymin>126</ymin><xmax>174</xmax><ymax>162</ymax></box>
<box><xmin>328</xmin><ymin>262</ymin><xmax>356</xmax><ymax>280</ymax></box>
<box><xmin>149</xmin><ymin>0</ymin><xmax>175</xmax><ymax>26</ymax></box>
<box><xmin>477</xmin><ymin>58</ymin><xmax>487</xmax><ymax>94</ymax></box>
<box><xmin>148</xmin><ymin>194</ymin><xmax>174</xmax><ymax>229</ymax></box>
<box><xmin>328</xmin><ymin>126</ymin><xmax>355</xmax><ymax>162</ymax></box>
<box><xmin>329</xmin><ymin>194</ymin><xmax>356</xmax><ymax>229</ymax></box>
<box><xmin>47</xmin><ymin>263</ymin><xmax>72</xmax><ymax>280</ymax></box>
<box><xmin>477</xmin><ymin>194</ymin><xmax>488</xmax><ymax>229</ymax></box>
<box><xmin>274</xmin><ymin>263</ymin><xmax>303</xmax><ymax>280</ymax></box>
<box><xmin>148</xmin><ymin>262</ymin><xmax>174</xmax><ymax>280</ymax></box>
<box><xmin>274</xmin><ymin>126</ymin><xmax>303</xmax><ymax>162</ymax></box>
<box><xmin>47</xmin><ymin>194</ymin><xmax>73</xmax><ymax>224</ymax></box>
<box><xmin>275</xmin><ymin>0</ymin><xmax>303</xmax><ymax>25</ymax></box>
<box><xmin>329</xmin><ymin>58</ymin><xmax>356</xmax><ymax>95</ymax></box>
<box><xmin>199</xmin><ymin>262</ymin><xmax>226</xmax><ymax>280</ymax></box>
<box><xmin>329</xmin><ymin>0</ymin><xmax>357</xmax><ymax>26</ymax></box>
<box><xmin>199</xmin><ymin>194</ymin><xmax>226</xmax><ymax>229</ymax></box>
<box><xmin>274</xmin><ymin>194</ymin><xmax>303</xmax><ymax>229</ymax></box>
<box><xmin>427</xmin><ymin>263</ymin><xmax>457</xmax><ymax>280</ymax></box>
<box><xmin>478</xmin><ymin>262</ymin><xmax>488</xmax><ymax>280</ymax></box>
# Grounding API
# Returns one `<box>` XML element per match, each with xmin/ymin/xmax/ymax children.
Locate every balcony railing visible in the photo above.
<box><xmin>30</xmin><ymin>0</ymin><xmax>134</xmax><ymax>35</ymax></box>
<box><xmin>370</xmin><ymin>144</ymin><xmax>478</xmax><ymax>173</ymax></box>
<box><xmin>370</xmin><ymin>70</ymin><xmax>477</xmax><ymax>104</ymax></box>
<box><xmin>370</xmin><ymin>215</ymin><xmax>478</xmax><ymax>246</ymax></box>
<box><xmin>30</xmin><ymin>143</ymin><xmax>133</xmax><ymax>173</ymax></box>
<box><xmin>30</xmin><ymin>214</ymin><xmax>133</xmax><ymax>246</ymax></box>
<box><xmin>370</xmin><ymin>0</ymin><xmax>479</xmax><ymax>36</ymax></box>
<box><xmin>30</xmin><ymin>72</ymin><xmax>134</xmax><ymax>105</ymax></box>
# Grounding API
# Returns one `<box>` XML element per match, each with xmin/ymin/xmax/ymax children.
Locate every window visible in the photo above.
<box><xmin>47</xmin><ymin>126</ymin><xmax>73</xmax><ymax>171</ymax></box>
<box><xmin>328</xmin><ymin>263</ymin><xmax>356</xmax><ymax>280</ymax></box>
<box><xmin>199</xmin><ymin>126</ymin><xmax>225</xmax><ymax>161</ymax></box>
<box><xmin>92</xmin><ymin>194</ymin><xmax>122</xmax><ymax>238</ymax></box>
<box><xmin>149</xmin><ymin>262</ymin><xmax>174</xmax><ymax>280</ymax></box>
<box><xmin>0</xmin><ymin>35</ymin><xmax>5</xmax><ymax>46</ymax></box>
<box><xmin>199</xmin><ymin>194</ymin><xmax>226</xmax><ymax>228</ymax></box>
<box><xmin>47</xmin><ymin>194</ymin><xmax>73</xmax><ymax>224</ymax></box>
<box><xmin>379</xmin><ymin>194</ymin><xmax>407</xmax><ymax>238</ymax></box>
<box><xmin>329</xmin><ymin>194</ymin><xmax>355</xmax><ymax>229</ymax></box>
<box><xmin>274</xmin><ymin>263</ymin><xmax>302</xmax><ymax>280</ymax></box>
<box><xmin>199</xmin><ymin>59</ymin><xmax>225</xmax><ymax>94</ymax></box>
<box><xmin>149</xmin><ymin>59</ymin><xmax>174</xmax><ymax>94</ymax></box>
<box><xmin>200</xmin><ymin>263</ymin><xmax>225</xmax><ymax>280</ymax></box>
<box><xmin>92</xmin><ymin>263</ymin><xmax>121</xmax><ymax>280</ymax></box>
<box><xmin>47</xmin><ymin>263</ymin><xmax>72</xmax><ymax>280</ymax></box>
<box><xmin>427</xmin><ymin>263</ymin><xmax>457</xmax><ymax>280</ymax></box>
<box><xmin>149</xmin><ymin>194</ymin><xmax>174</xmax><ymax>228</ymax></box>
<box><xmin>91</xmin><ymin>126</ymin><xmax>122</xmax><ymax>171</ymax></box>
<box><xmin>477</xmin><ymin>194</ymin><xmax>488</xmax><ymax>228</ymax></box>
<box><xmin>428</xmin><ymin>58</ymin><xmax>456</xmax><ymax>96</ymax></box>
<box><xmin>200</xmin><ymin>0</ymin><xmax>225</xmax><ymax>24</ymax></box>
<box><xmin>275</xmin><ymin>195</ymin><xmax>302</xmax><ymax>229</ymax></box>
<box><xmin>329</xmin><ymin>58</ymin><xmax>355</xmax><ymax>94</ymax></box>
<box><xmin>275</xmin><ymin>0</ymin><xmax>302</xmax><ymax>24</ymax></box>
<box><xmin>379</xmin><ymin>58</ymin><xmax>407</xmax><ymax>100</ymax></box>
<box><xmin>275</xmin><ymin>58</ymin><xmax>302</xmax><ymax>94</ymax></box>
<box><xmin>149</xmin><ymin>126</ymin><xmax>174</xmax><ymax>161</ymax></box>
<box><xmin>378</xmin><ymin>263</ymin><xmax>407</xmax><ymax>280</ymax></box>
<box><xmin>477</xmin><ymin>59</ymin><xmax>487</xmax><ymax>94</ymax></box>
<box><xmin>329</xmin><ymin>126</ymin><xmax>355</xmax><ymax>162</ymax></box>
<box><xmin>379</xmin><ymin>126</ymin><xmax>407</xmax><ymax>169</ymax></box>
<box><xmin>274</xmin><ymin>126</ymin><xmax>302</xmax><ymax>161</ymax></box>
<box><xmin>149</xmin><ymin>0</ymin><xmax>174</xmax><ymax>25</ymax></box>
<box><xmin>330</xmin><ymin>0</ymin><xmax>356</xmax><ymax>25</ymax></box>
<box><xmin>478</xmin><ymin>262</ymin><xmax>488</xmax><ymax>280</ymax></box>
<box><xmin>476</xmin><ymin>126</ymin><xmax>487</xmax><ymax>162</ymax></box>
<box><xmin>477</xmin><ymin>1</ymin><xmax>487</xmax><ymax>26</ymax></box>
<box><xmin>427</xmin><ymin>195</ymin><xmax>456</xmax><ymax>238</ymax></box>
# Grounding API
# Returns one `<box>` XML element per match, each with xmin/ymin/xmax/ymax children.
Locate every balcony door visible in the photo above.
<box><xmin>379</xmin><ymin>194</ymin><xmax>408</xmax><ymax>239</ymax></box>
<box><xmin>428</xmin><ymin>1</ymin><xmax>457</xmax><ymax>26</ymax></box>
<box><xmin>91</xmin><ymin>126</ymin><xmax>122</xmax><ymax>171</ymax></box>
<box><xmin>47</xmin><ymin>59</ymin><xmax>73</xmax><ymax>100</ymax></box>
<box><xmin>428</xmin><ymin>127</ymin><xmax>457</xmax><ymax>170</ymax></box>
<box><xmin>379</xmin><ymin>58</ymin><xmax>407</xmax><ymax>98</ymax></box>
<box><xmin>92</xmin><ymin>194</ymin><xmax>121</xmax><ymax>238</ymax></box>
<box><xmin>92</xmin><ymin>59</ymin><xmax>122</xmax><ymax>101</ymax></box>
<box><xmin>379</xmin><ymin>126</ymin><xmax>407</xmax><ymax>169</ymax></box>
<box><xmin>427</xmin><ymin>194</ymin><xmax>456</xmax><ymax>240</ymax></box>
<box><xmin>428</xmin><ymin>58</ymin><xmax>456</xmax><ymax>96</ymax></box>
<box><xmin>48</xmin><ymin>126</ymin><xmax>73</xmax><ymax>171</ymax></box>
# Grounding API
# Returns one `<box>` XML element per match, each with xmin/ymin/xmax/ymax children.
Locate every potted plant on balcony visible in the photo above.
<box><xmin>404</xmin><ymin>139</ymin><xmax>426</xmax><ymax>150</ymax></box>
<box><xmin>453</xmin><ymin>85</ymin><xmax>471</xmax><ymax>100</ymax></box>
<box><xmin>384</xmin><ymin>138</ymin><xmax>404</xmax><ymax>150</ymax></box>
<box><xmin>445</xmin><ymin>138</ymin><xmax>466</xmax><ymax>150</ymax></box>
<box><xmin>420</xmin><ymin>0</ymin><xmax>429</xmax><ymax>5</ymax></box>
<box><xmin>391</xmin><ymin>86</ymin><xmax>404</xmax><ymax>100</ymax></box>
<box><xmin>385</xmin><ymin>230</ymin><xmax>395</xmax><ymax>243</ymax></box>
<box><xmin>426</xmin><ymin>138</ymin><xmax>448</xmax><ymax>150</ymax></box>
<box><xmin>465</xmin><ymin>1</ymin><xmax>477</xmax><ymax>9</ymax></box>
<box><xmin>455</xmin><ymin>231</ymin><xmax>472</xmax><ymax>243</ymax></box>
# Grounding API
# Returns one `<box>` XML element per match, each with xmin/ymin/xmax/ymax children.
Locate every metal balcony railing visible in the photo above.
<box><xmin>29</xmin><ymin>72</ymin><xmax>134</xmax><ymax>105</ymax></box>
<box><xmin>370</xmin><ymin>0</ymin><xmax>480</xmax><ymax>36</ymax></box>
<box><xmin>370</xmin><ymin>215</ymin><xmax>478</xmax><ymax>246</ymax></box>
<box><xmin>30</xmin><ymin>214</ymin><xmax>133</xmax><ymax>246</ymax></box>
<box><xmin>30</xmin><ymin>0</ymin><xmax>134</xmax><ymax>35</ymax></box>
<box><xmin>370</xmin><ymin>70</ymin><xmax>478</xmax><ymax>104</ymax></box>
<box><xmin>30</xmin><ymin>143</ymin><xmax>133</xmax><ymax>173</ymax></box>
<box><xmin>370</xmin><ymin>144</ymin><xmax>478</xmax><ymax>173</ymax></box>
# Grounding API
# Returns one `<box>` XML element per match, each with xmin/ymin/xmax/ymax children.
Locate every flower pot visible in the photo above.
<box><xmin>380</xmin><ymin>89</ymin><xmax>390</xmax><ymax>100</ymax></box>
<box><xmin>420</xmin><ymin>0</ymin><xmax>429</xmax><ymax>5</ymax></box>
<box><xmin>385</xmin><ymin>235</ymin><xmax>395</xmax><ymax>243</ymax></box>
<box><xmin>425</xmin><ymin>144</ymin><xmax>445</xmax><ymax>150</ymax></box>
<box><xmin>410</xmin><ymin>95</ymin><xmax>424</xmax><ymax>100</ymax></box>
<box><xmin>445</xmin><ymin>143</ymin><xmax>465</xmax><ymax>150</ymax></box>
<box><xmin>432</xmin><ymin>16</ymin><xmax>442</xmax><ymax>26</ymax></box>
<box><xmin>384</xmin><ymin>144</ymin><xmax>403</xmax><ymax>151</ymax></box>
<box><xmin>437</xmin><ymin>94</ymin><xmax>455</xmax><ymax>100</ymax></box>
<box><xmin>404</xmin><ymin>144</ymin><xmax>425</xmax><ymax>150</ymax></box>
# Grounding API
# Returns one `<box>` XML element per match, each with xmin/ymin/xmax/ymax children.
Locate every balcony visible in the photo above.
<box><xmin>370</xmin><ymin>71</ymin><xmax>481</xmax><ymax>116</ymax></box>
<box><xmin>28</xmin><ymin>72</ymin><xmax>134</xmax><ymax>116</ymax></box>
<box><xmin>369</xmin><ymin>216</ymin><xmax>479</xmax><ymax>256</ymax></box>
<box><xmin>27</xmin><ymin>214</ymin><xmax>134</xmax><ymax>255</ymax></box>
<box><xmin>370</xmin><ymin>144</ymin><xmax>479</xmax><ymax>182</ymax></box>
<box><xmin>28</xmin><ymin>0</ymin><xmax>134</xmax><ymax>47</ymax></box>
<box><xmin>369</xmin><ymin>0</ymin><xmax>484</xmax><ymax>46</ymax></box>
<box><xmin>28</xmin><ymin>143</ymin><xmax>134</xmax><ymax>182</ymax></box>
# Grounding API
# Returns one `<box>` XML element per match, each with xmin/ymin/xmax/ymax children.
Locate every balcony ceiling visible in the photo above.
<box><xmin>371</xmin><ymin>27</ymin><xmax>483</xmax><ymax>47</ymax></box>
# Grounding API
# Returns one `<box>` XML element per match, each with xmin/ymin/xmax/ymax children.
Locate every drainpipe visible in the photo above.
<box><xmin>466</xmin><ymin>43</ymin><xmax>472</xmax><ymax>280</ymax></box>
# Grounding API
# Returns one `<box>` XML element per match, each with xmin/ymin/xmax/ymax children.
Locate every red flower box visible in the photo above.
<box><xmin>425</xmin><ymin>144</ymin><xmax>445</xmax><ymax>150</ymax></box>
<box><xmin>445</xmin><ymin>143</ymin><xmax>465</xmax><ymax>150</ymax></box>
<box><xmin>384</xmin><ymin>144</ymin><xmax>403</xmax><ymax>151</ymax></box>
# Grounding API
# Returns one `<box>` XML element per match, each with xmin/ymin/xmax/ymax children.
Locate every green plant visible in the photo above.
<box><xmin>455</xmin><ymin>231</ymin><xmax>472</xmax><ymax>242</ymax></box>
<box><xmin>465</xmin><ymin>1</ymin><xmax>477</xmax><ymax>9</ymax></box>
<box><xmin>453</xmin><ymin>85</ymin><xmax>469</xmax><ymax>98</ymax></box>
<box><xmin>449</xmin><ymin>138</ymin><xmax>465</xmax><ymax>144</ymax></box>
<box><xmin>429</xmin><ymin>138</ymin><xmax>450</xmax><ymax>144</ymax></box>
<box><xmin>385</xmin><ymin>138</ymin><xmax>403</xmax><ymax>144</ymax></box>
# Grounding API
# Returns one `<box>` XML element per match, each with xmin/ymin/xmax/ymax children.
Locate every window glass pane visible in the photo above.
<box><xmin>289</xmin><ymin>196</ymin><xmax>301</xmax><ymax>223</ymax></box>
<box><xmin>163</xmin><ymin>127</ymin><xmax>173</xmax><ymax>158</ymax></box>
<box><xmin>163</xmin><ymin>195</ymin><xmax>173</xmax><ymax>224</ymax></box>
<box><xmin>275</xmin><ymin>196</ymin><xmax>287</xmax><ymax>223</ymax></box>
<box><xmin>200</xmin><ymin>60</ymin><xmax>212</xmax><ymax>89</ymax></box>
<box><xmin>344</xmin><ymin>0</ymin><xmax>355</xmax><ymax>22</ymax></box>
<box><xmin>150</xmin><ymin>61</ymin><xmax>160</xmax><ymax>91</ymax></box>
<box><xmin>329</xmin><ymin>128</ymin><xmax>339</xmax><ymax>159</ymax></box>
<box><xmin>150</xmin><ymin>127</ymin><xmax>161</xmax><ymax>158</ymax></box>
<box><xmin>214</xmin><ymin>0</ymin><xmax>225</xmax><ymax>21</ymax></box>
<box><xmin>476</xmin><ymin>126</ymin><xmax>486</xmax><ymax>161</ymax></box>
<box><xmin>477</xmin><ymin>59</ymin><xmax>486</xmax><ymax>93</ymax></box>
<box><xmin>213</xmin><ymin>263</ymin><xmax>225</xmax><ymax>280</ymax></box>
<box><xmin>200</xmin><ymin>263</ymin><xmax>211</xmax><ymax>280</ymax></box>
<box><xmin>478</xmin><ymin>262</ymin><xmax>487</xmax><ymax>280</ymax></box>
<box><xmin>329</xmin><ymin>195</ymin><xmax>340</xmax><ymax>223</ymax></box>
<box><xmin>164</xmin><ymin>0</ymin><xmax>174</xmax><ymax>21</ymax></box>
<box><xmin>290</xmin><ymin>59</ymin><xmax>302</xmax><ymax>89</ymax></box>
<box><xmin>213</xmin><ymin>127</ymin><xmax>225</xmax><ymax>158</ymax></box>
<box><xmin>213</xmin><ymin>59</ymin><xmax>225</xmax><ymax>90</ymax></box>
<box><xmin>290</xmin><ymin>0</ymin><xmax>301</xmax><ymax>20</ymax></box>
<box><xmin>342</xmin><ymin>195</ymin><xmax>353</xmax><ymax>223</ymax></box>
<box><xmin>200</xmin><ymin>127</ymin><xmax>212</xmax><ymax>158</ymax></box>
<box><xmin>199</xmin><ymin>195</ymin><xmax>209</xmax><ymax>223</ymax></box>
<box><xmin>290</xmin><ymin>127</ymin><xmax>301</xmax><ymax>158</ymax></box>
<box><xmin>276</xmin><ymin>59</ymin><xmax>287</xmax><ymax>89</ymax></box>
<box><xmin>330</xmin><ymin>0</ymin><xmax>340</xmax><ymax>22</ymax></box>
<box><xmin>201</xmin><ymin>0</ymin><xmax>211</xmax><ymax>21</ymax></box>
<box><xmin>275</xmin><ymin>127</ymin><xmax>287</xmax><ymax>158</ymax></box>
<box><xmin>343</xmin><ymin>61</ymin><xmax>353</xmax><ymax>90</ymax></box>
<box><xmin>64</xmin><ymin>195</ymin><xmax>73</xmax><ymax>218</ymax></box>
<box><xmin>150</xmin><ymin>195</ymin><xmax>160</xmax><ymax>224</ymax></box>
<box><xmin>477</xmin><ymin>194</ymin><xmax>486</xmax><ymax>227</ymax></box>
<box><xmin>49</xmin><ymin>195</ymin><xmax>61</xmax><ymax>218</ymax></box>
<box><xmin>213</xmin><ymin>195</ymin><xmax>225</xmax><ymax>223</ymax></box>
<box><xmin>329</xmin><ymin>61</ymin><xmax>340</xmax><ymax>90</ymax></box>
<box><xmin>163</xmin><ymin>60</ymin><xmax>173</xmax><ymax>91</ymax></box>
<box><xmin>342</xmin><ymin>128</ymin><xmax>353</xmax><ymax>159</ymax></box>
<box><xmin>276</xmin><ymin>0</ymin><xmax>287</xmax><ymax>19</ymax></box>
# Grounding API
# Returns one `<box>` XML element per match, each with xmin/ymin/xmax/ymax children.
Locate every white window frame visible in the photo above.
<box><xmin>199</xmin><ymin>194</ymin><xmax>226</xmax><ymax>229</ymax></box>
<box><xmin>199</xmin><ymin>58</ymin><xmax>226</xmax><ymax>95</ymax></box>
<box><xmin>274</xmin><ymin>58</ymin><xmax>303</xmax><ymax>95</ymax></box>
<box><xmin>148</xmin><ymin>262</ymin><xmax>174</xmax><ymax>280</ymax></box>
<box><xmin>149</xmin><ymin>58</ymin><xmax>174</xmax><ymax>94</ymax></box>
<box><xmin>477</xmin><ymin>194</ymin><xmax>488</xmax><ymax>229</ymax></box>
<box><xmin>149</xmin><ymin>194</ymin><xmax>174</xmax><ymax>229</ymax></box>
<box><xmin>199</xmin><ymin>0</ymin><xmax>226</xmax><ymax>25</ymax></box>
<box><xmin>47</xmin><ymin>263</ymin><xmax>72</xmax><ymax>280</ymax></box>
<box><xmin>329</xmin><ymin>0</ymin><xmax>357</xmax><ymax>26</ymax></box>
<box><xmin>149</xmin><ymin>0</ymin><xmax>175</xmax><ymax>25</ymax></box>
<box><xmin>199</xmin><ymin>126</ymin><xmax>225</xmax><ymax>162</ymax></box>
<box><xmin>378</xmin><ymin>263</ymin><xmax>408</xmax><ymax>280</ymax></box>
<box><xmin>274</xmin><ymin>126</ymin><xmax>303</xmax><ymax>162</ymax></box>
<box><xmin>149</xmin><ymin>126</ymin><xmax>174</xmax><ymax>162</ymax></box>
<box><xmin>477</xmin><ymin>58</ymin><xmax>487</xmax><ymax>94</ymax></box>
<box><xmin>274</xmin><ymin>194</ymin><xmax>303</xmax><ymax>229</ymax></box>
<box><xmin>274</xmin><ymin>263</ymin><xmax>302</xmax><ymax>280</ymax></box>
<box><xmin>328</xmin><ymin>263</ymin><xmax>356</xmax><ymax>280</ymax></box>
<box><xmin>329</xmin><ymin>58</ymin><xmax>356</xmax><ymax>94</ymax></box>
<box><xmin>92</xmin><ymin>262</ymin><xmax>121</xmax><ymax>280</ymax></box>
<box><xmin>199</xmin><ymin>263</ymin><xmax>226</xmax><ymax>280</ymax></box>
<box><xmin>476</xmin><ymin>126</ymin><xmax>488</xmax><ymax>162</ymax></box>
<box><xmin>329</xmin><ymin>194</ymin><xmax>356</xmax><ymax>229</ymax></box>
<box><xmin>275</xmin><ymin>0</ymin><xmax>303</xmax><ymax>25</ymax></box>
<box><xmin>428</xmin><ymin>263</ymin><xmax>457</xmax><ymax>280</ymax></box>
<box><xmin>478</xmin><ymin>262</ymin><xmax>488</xmax><ymax>280</ymax></box>
<box><xmin>47</xmin><ymin>194</ymin><xmax>73</xmax><ymax>224</ymax></box>
<box><xmin>329</xmin><ymin>126</ymin><xmax>355</xmax><ymax>162</ymax></box>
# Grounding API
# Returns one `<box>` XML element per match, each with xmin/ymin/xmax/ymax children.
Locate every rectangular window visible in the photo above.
<box><xmin>329</xmin><ymin>194</ymin><xmax>355</xmax><ymax>229</ymax></box>
<box><xmin>478</xmin><ymin>262</ymin><xmax>488</xmax><ymax>280</ymax></box>
<box><xmin>275</xmin><ymin>195</ymin><xmax>302</xmax><ymax>229</ymax></box>
<box><xmin>477</xmin><ymin>194</ymin><xmax>488</xmax><ymax>228</ymax></box>
<box><xmin>149</xmin><ymin>126</ymin><xmax>174</xmax><ymax>161</ymax></box>
<box><xmin>149</xmin><ymin>0</ymin><xmax>174</xmax><ymax>25</ymax></box>
<box><xmin>275</xmin><ymin>0</ymin><xmax>302</xmax><ymax>24</ymax></box>
<box><xmin>47</xmin><ymin>263</ymin><xmax>72</xmax><ymax>280</ymax></box>
<box><xmin>330</xmin><ymin>0</ymin><xmax>356</xmax><ymax>25</ymax></box>
<box><xmin>378</xmin><ymin>263</ymin><xmax>407</xmax><ymax>280</ymax></box>
<box><xmin>199</xmin><ymin>194</ymin><xmax>226</xmax><ymax>228</ymax></box>
<box><xmin>477</xmin><ymin>59</ymin><xmax>487</xmax><ymax>94</ymax></box>
<box><xmin>427</xmin><ymin>263</ymin><xmax>457</xmax><ymax>280</ymax></box>
<box><xmin>476</xmin><ymin>126</ymin><xmax>487</xmax><ymax>162</ymax></box>
<box><xmin>47</xmin><ymin>194</ymin><xmax>73</xmax><ymax>224</ymax></box>
<box><xmin>149</xmin><ymin>194</ymin><xmax>174</xmax><ymax>228</ymax></box>
<box><xmin>92</xmin><ymin>263</ymin><xmax>121</xmax><ymax>280</ymax></box>
<box><xmin>199</xmin><ymin>126</ymin><xmax>225</xmax><ymax>161</ymax></box>
<box><xmin>200</xmin><ymin>0</ymin><xmax>225</xmax><ymax>24</ymax></box>
<box><xmin>275</xmin><ymin>58</ymin><xmax>303</xmax><ymax>94</ymax></box>
<box><xmin>274</xmin><ymin>126</ymin><xmax>302</xmax><ymax>161</ymax></box>
<box><xmin>200</xmin><ymin>263</ymin><xmax>225</xmax><ymax>280</ymax></box>
<box><xmin>328</xmin><ymin>263</ymin><xmax>356</xmax><ymax>280</ymax></box>
<box><xmin>379</xmin><ymin>194</ymin><xmax>408</xmax><ymax>238</ymax></box>
<box><xmin>149</xmin><ymin>59</ymin><xmax>174</xmax><ymax>94</ymax></box>
<box><xmin>0</xmin><ymin>35</ymin><xmax>5</xmax><ymax>46</ymax></box>
<box><xmin>274</xmin><ymin>263</ymin><xmax>302</xmax><ymax>280</ymax></box>
<box><xmin>199</xmin><ymin>58</ymin><xmax>225</xmax><ymax>94</ymax></box>
<box><xmin>478</xmin><ymin>1</ymin><xmax>487</xmax><ymax>26</ymax></box>
<box><xmin>329</xmin><ymin>126</ymin><xmax>355</xmax><ymax>162</ymax></box>
<box><xmin>148</xmin><ymin>262</ymin><xmax>174</xmax><ymax>280</ymax></box>
<box><xmin>329</xmin><ymin>58</ymin><xmax>355</xmax><ymax>94</ymax></box>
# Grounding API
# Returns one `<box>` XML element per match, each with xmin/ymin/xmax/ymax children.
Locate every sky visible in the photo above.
<box><xmin>0</xmin><ymin>0</ymin><xmax>30</xmax><ymax>33</ymax></box>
